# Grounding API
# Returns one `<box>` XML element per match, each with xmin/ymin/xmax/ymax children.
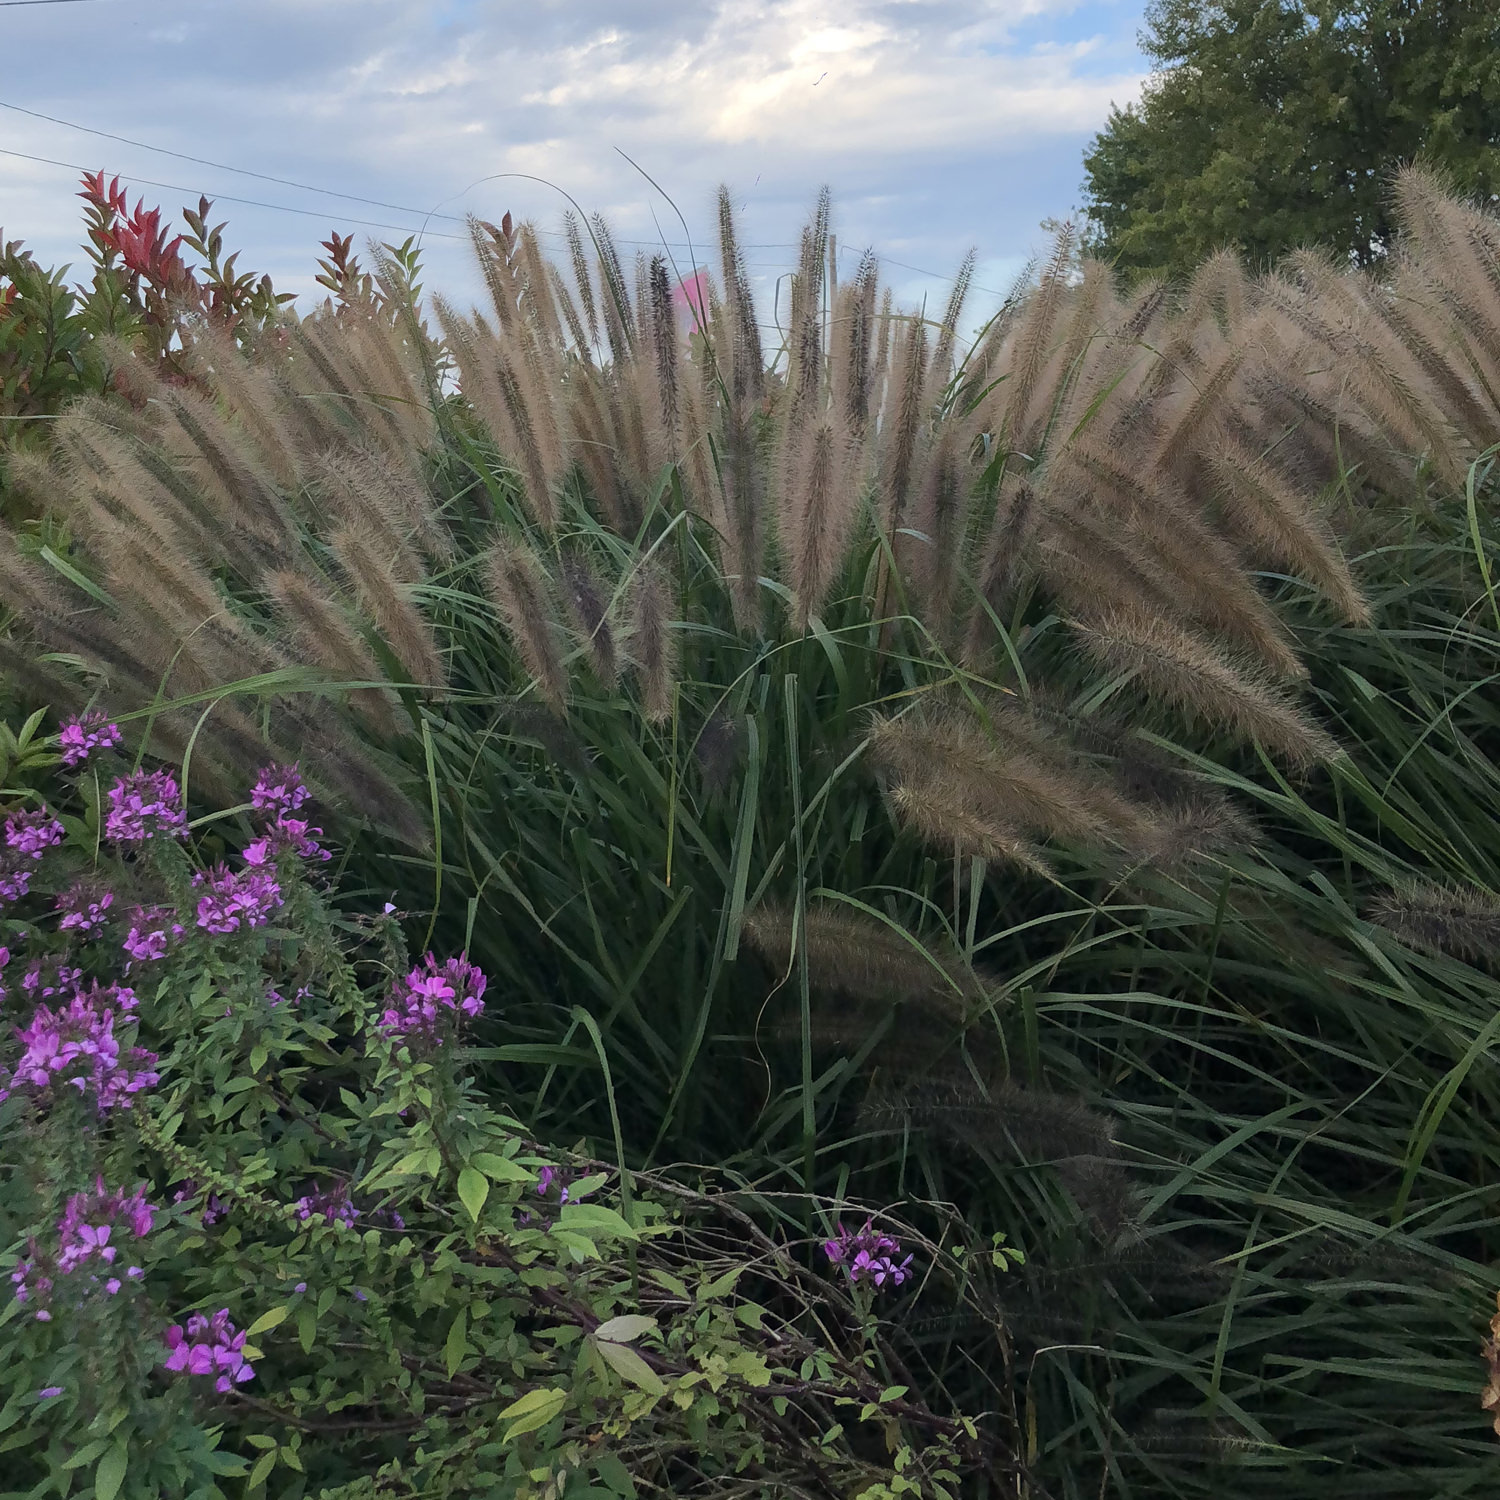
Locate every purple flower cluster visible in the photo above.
<box><xmin>0</xmin><ymin>984</ymin><xmax>158</xmax><ymax>1113</ymax></box>
<box><xmin>4</xmin><ymin>806</ymin><xmax>66</xmax><ymax>860</ymax></box>
<box><xmin>0</xmin><ymin>862</ymin><xmax>33</xmax><ymax>904</ymax></box>
<box><xmin>56</xmin><ymin>884</ymin><xmax>114</xmax><ymax>937</ymax></box>
<box><xmin>162</xmin><ymin>1309</ymin><xmax>255</xmax><ymax>1393</ymax></box>
<box><xmin>244</xmin><ymin>764</ymin><xmax>329</xmax><ymax>866</ymax></box>
<box><xmin>821</xmin><ymin>1219</ymin><xmax>914</xmax><ymax>1290</ymax></box>
<box><xmin>172</xmin><ymin>1181</ymin><xmax>228</xmax><ymax>1227</ymax></box>
<box><xmin>378</xmin><ymin>953</ymin><xmax>487</xmax><ymax>1045</ymax></box>
<box><xmin>105</xmin><ymin>769</ymin><xmax>187</xmax><ymax>844</ymax></box>
<box><xmin>250</xmin><ymin>763</ymin><xmax>310</xmax><ymax>818</ymax></box>
<box><xmin>191</xmin><ymin>863</ymin><xmax>283</xmax><ymax>935</ymax></box>
<box><xmin>122</xmin><ymin>904</ymin><xmax>185</xmax><ymax>965</ymax></box>
<box><xmin>58</xmin><ymin>712</ymin><xmax>122</xmax><ymax>769</ymax></box>
<box><xmin>294</xmin><ymin>1181</ymin><xmax>359</xmax><ymax>1227</ymax></box>
<box><xmin>11</xmin><ymin>1178</ymin><xmax>152</xmax><ymax>1319</ymax></box>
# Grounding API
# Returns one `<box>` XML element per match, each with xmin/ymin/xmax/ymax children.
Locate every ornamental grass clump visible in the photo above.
<box><xmin>0</xmin><ymin>711</ymin><xmax>1023</xmax><ymax>1498</ymax></box>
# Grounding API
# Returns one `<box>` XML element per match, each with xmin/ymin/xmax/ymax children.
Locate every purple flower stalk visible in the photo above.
<box><xmin>294</xmin><ymin>1182</ymin><xmax>359</xmax><ymax>1228</ymax></box>
<box><xmin>56</xmin><ymin>884</ymin><xmax>114</xmax><ymax>937</ymax></box>
<box><xmin>821</xmin><ymin>1218</ymin><xmax>914</xmax><ymax>1290</ymax></box>
<box><xmin>122</xmin><ymin>904</ymin><xmax>185</xmax><ymax>965</ymax></box>
<box><xmin>0</xmin><ymin>860</ymin><xmax>34</xmax><ymax>904</ymax></box>
<box><xmin>12</xmin><ymin>1178</ymin><xmax>152</xmax><ymax>1318</ymax></box>
<box><xmin>104</xmin><ymin>770</ymin><xmax>186</xmax><ymax>844</ymax></box>
<box><xmin>191</xmin><ymin>863</ymin><xmax>283</xmax><ymax>935</ymax></box>
<box><xmin>378</xmin><ymin>952</ymin><xmax>487</xmax><ymax>1045</ymax></box>
<box><xmin>58</xmin><ymin>712</ymin><xmax>122</xmax><ymax>769</ymax></box>
<box><xmin>3</xmin><ymin>808</ymin><xmax>65</xmax><ymax>860</ymax></box>
<box><xmin>244</xmin><ymin>816</ymin><xmax>330</xmax><ymax>866</ymax></box>
<box><xmin>0</xmin><ymin>988</ymin><xmax>158</xmax><ymax>1112</ymax></box>
<box><xmin>162</xmin><ymin>1309</ymin><xmax>255</xmax><ymax>1393</ymax></box>
<box><xmin>250</xmin><ymin>764</ymin><xmax>310</xmax><ymax>819</ymax></box>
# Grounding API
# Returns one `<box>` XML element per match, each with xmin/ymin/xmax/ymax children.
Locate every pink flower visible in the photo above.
<box><xmin>3</xmin><ymin>807</ymin><xmax>65</xmax><ymax>859</ymax></box>
<box><xmin>378</xmin><ymin>952</ymin><xmax>487</xmax><ymax>1047</ymax></box>
<box><xmin>162</xmin><ymin>1309</ymin><xmax>254</xmax><ymax>1391</ymax></box>
<box><xmin>250</xmin><ymin>764</ymin><xmax>309</xmax><ymax>818</ymax></box>
<box><xmin>192</xmin><ymin>862</ymin><xmax>283</xmax><ymax>934</ymax></box>
<box><xmin>58</xmin><ymin>712</ymin><xmax>122</xmax><ymax>769</ymax></box>
<box><xmin>104</xmin><ymin>770</ymin><xmax>186</xmax><ymax>843</ymax></box>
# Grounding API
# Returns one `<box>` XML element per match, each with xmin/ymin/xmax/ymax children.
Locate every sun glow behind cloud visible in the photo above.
<box><xmin>0</xmin><ymin>0</ymin><xmax>1145</xmax><ymax>328</ymax></box>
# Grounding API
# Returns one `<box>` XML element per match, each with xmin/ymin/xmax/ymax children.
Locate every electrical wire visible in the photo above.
<box><xmin>0</xmin><ymin>146</ymin><xmax>466</xmax><ymax>238</ymax></box>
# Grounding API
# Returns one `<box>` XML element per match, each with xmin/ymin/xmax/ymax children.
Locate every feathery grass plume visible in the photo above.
<box><xmin>693</xmin><ymin>706</ymin><xmax>744</xmax><ymax>795</ymax></box>
<box><xmin>264</xmin><ymin>568</ymin><xmax>399</xmax><ymax>737</ymax></box>
<box><xmin>903</xmin><ymin>426</ymin><xmax>966</xmax><ymax>624</ymax></box>
<box><xmin>469</xmin><ymin>212</ymin><xmax>521</xmax><ymax>333</ymax></box>
<box><xmin>313</xmin><ymin>452</ymin><xmax>422</xmax><ymax>586</ymax></box>
<box><xmin>782</xmin><ymin>412</ymin><xmax>860</xmax><ymax>630</ymax></box>
<box><xmin>1060</xmin><ymin>443</ymin><xmax>1305</xmax><ymax>678</ymax></box>
<box><xmin>518</xmin><ymin>223</ymin><xmax>564</xmax><ymax>348</ymax></box>
<box><xmin>716</xmin><ymin>184</ymin><xmax>764</xmax><ymax>405</ymax></box>
<box><xmin>1149</xmin><ymin>324</ymin><xmax>1257</xmax><ymax>477</ymax></box>
<box><xmin>548</xmin><ymin>262</ymin><xmax>592</xmax><ymax>359</ymax></box>
<box><xmin>719</xmin><ymin>411</ymin><xmax>767</xmax><ymax>631</ymax></box>
<box><xmin>929</xmin><ymin>249</ymin><xmax>976</xmax><ymax>396</ymax></box>
<box><xmin>485</xmin><ymin>537</ymin><xmax>568</xmax><ymax>711</ymax></box>
<box><xmin>1030</xmin><ymin>258</ymin><xmax>1114</xmax><ymax>441</ymax></box>
<box><xmin>1393</xmin><ymin>167</ymin><xmax>1500</xmax><ymax>374</ymax></box>
<box><xmin>1379</xmin><ymin>268</ymin><xmax>1499</xmax><ymax>445</ymax></box>
<box><xmin>332</xmin><ymin>312</ymin><xmax>435</xmax><ymax>458</ymax></box>
<box><xmin>861</xmin><ymin>1077</ymin><xmax>1117</xmax><ymax>1162</ymax></box>
<box><xmin>647</xmin><ymin>255</ymin><xmax>681</xmax><ymax>457</ymax></box>
<box><xmin>876</xmin><ymin>314</ymin><xmax>929</xmax><ymax>536</ymax></box>
<box><xmin>1072</xmin><ymin>610</ymin><xmax>1341</xmax><ymax>767</ymax></box>
<box><xmin>285</xmin><ymin>317</ymin><xmax>413</xmax><ymax>464</ymax></box>
<box><xmin>676</xmin><ymin>357</ymin><xmax>723</xmax><ymax>525</ymax></box>
<box><xmin>156</xmin><ymin>384</ymin><xmax>298</xmax><ymax>555</ymax></box>
<box><xmin>1262</xmin><ymin>260</ymin><xmax>1467</xmax><ymax>484</ymax></box>
<box><xmin>182</xmin><ymin>321</ymin><xmax>304</xmax><ymax>490</ymax></box>
<box><xmin>323</xmin><ymin>446</ymin><xmax>452</xmax><ymax>566</ymax></box>
<box><xmin>787</xmin><ymin>187</ymin><xmax>831</xmax><ymax>424</ymax></box>
<box><xmin>564</xmin><ymin>211</ymin><xmax>600</xmax><ymax>349</ymax></box>
<box><xmin>626</xmin><ymin>558</ymin><xmax>678</xmax><ymax>723</ymax></box>
<box><xmin>591</xmin><ymin>213</ymin><xmax>634</xmax><ymax>365</ymax></box>
<box><xmin>559</xmin><ymin>550</ymin><xmax>617</xmax><ymax>688</ymax></box>
<box><xmin>869</xmin><ymin>286</ymin><xmax>896</xmax><ymax>417</ymax></box>
<box><xmin>1207</xmin><ymin>439</ymin><xmax>1369</xmax><ymax>624</ymax></box>
<box><xmin>1369</xmin><ymin>881</ymin><xmax>1500</xmax><ymax>964</ymax></box>
<box><xmin>1118</xmin><ymin>275</ymin><xmax>1170</xmax><ymax>343</ymax></box>
<box><xmin>886</xmin><ymin>780</ymin><xmax>1050</xmax><ymax>873</ymax></box>
<box><xmin>962</xmin><ymin>476</ymin><xmax>1037</xmax><ymax>667</ymax></box>
<box><xmin>1184</xmin><ymin>248</ymin><xmax>1248</xmax><ymax>335</ymax></box>
<box><xmin>1001</xmin><ymin>223</ymin><xmax>1076</xmax><ymax>451</ymax></box>
<box><xmin>831</xmin><ymin>249</ymin><xmax>879</xmax><ymax>434</ymax></box>
<box><xmin>434</xmin><ymin>297</ymin><xmax>560</xmax><ymax>530</ymax></box>
<box><xmin>569</xmin><ymin>371</ymin><xmax>632</xmax><ymax>531</ymax></box>
<box><xmin>329</xmin><ymin>525</ymin><xmax>445</xmax><ymax>690</ymax></box>
<box><xmin>632</xmin><ymin>251</ymin><xmax>652</xmax><ymax>348</ymax></box>
<box><xmin>742</xmin><ymin>902</ymin><xmax>985</xmax><ymax>1017</ymax></box>
<box><xmin>870</xmin><ymin>704</ymin><xmax>1153</xmax><ymax>855</ymax></box>
<box><xmin>53</xmin><ymin>410</ymin><xmax>210</xmax><ymax>564</ymax></box>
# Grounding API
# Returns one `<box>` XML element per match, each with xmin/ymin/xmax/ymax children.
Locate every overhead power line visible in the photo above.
<box><xmin>0</xmin><ymin>98</ymin><xmax>466</xmax><ymax>221</ymax></box>
<box><xmin>0</xmin><ymin>1</ymin><xmax>108</xmax><ymax>7</ymax></box>
<box><xmin>0</xmin><ymin>147</ymin><xmax>466</xmax><ymax>239</ymax></box>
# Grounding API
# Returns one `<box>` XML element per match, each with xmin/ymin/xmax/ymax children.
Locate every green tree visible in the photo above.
<box><xmin>1082</xmin><ymin>0</ymin><xmax>1500</xmax><ymax>277</ymax></box>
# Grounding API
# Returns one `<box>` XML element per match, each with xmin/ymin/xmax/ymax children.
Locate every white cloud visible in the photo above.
<box><xmin>0</xmin><ymin>0</ymin><xmax>1146</xmax><ymax>322</ymax></box>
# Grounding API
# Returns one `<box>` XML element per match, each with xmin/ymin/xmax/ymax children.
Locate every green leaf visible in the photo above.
<box><xmin>499</xmin><ymin>1386</ymin><xmax>567</xmax><ymax>1442</ymax></box>
<box><xmin>470</xmin><ymin>1151</ymin><xmax>531</xmax><ymax>1183</ymax></box>
<box><xmin>593</xmin><ymin>1336</ymin><xmax>665</xmax><ymax>1396</ymax></box>
<box><xmin>593</xmin><ymin>1314</ymin><xmax>656</xmax><ymax>1344</ymax></box>
<box><xmin>456</xmin><ymin>1166</ymin><xmax>489</xmax><ymax>1222</ymax></box>
<box><xmin>297</xmin><ymin>1301</ymin><xmax>317</xmax><ymax>1355</ymax></box>
<box><xmin>94</xmin><ymin>1442</ymin><xmax>128</xmax><ymax>1500</ymax></box>
<box><xmin>248</xmin><ymin>1449</ymin><xmax>277</xmax><ymax>1489</ymax></box>
<box><xmin>444</xmin><ymin>1308</ymin><xmax>468</xmax><ymax>1377</ymax></box>
<box><xmin>246</xmin><ymin>1304</ymin><xmax>289</xmax><ymax>1337</ymax></box>
<box><xmin>557</xmin><ymin>1202</ymin><xmax>638</xmax><ymax>1241</ymax></box>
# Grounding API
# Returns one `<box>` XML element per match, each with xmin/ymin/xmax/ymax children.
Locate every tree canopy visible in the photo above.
<box><xmin>1082</xmin><ymin>0</ymin><xmax>1500</xmax><ymax>277</ymax></box>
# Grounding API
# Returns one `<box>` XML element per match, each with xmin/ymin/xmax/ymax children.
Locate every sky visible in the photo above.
<box><xmin>0</xmin><ymin>0</ymin><xmax>1148</xmax><ymax>330</ymax></box>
